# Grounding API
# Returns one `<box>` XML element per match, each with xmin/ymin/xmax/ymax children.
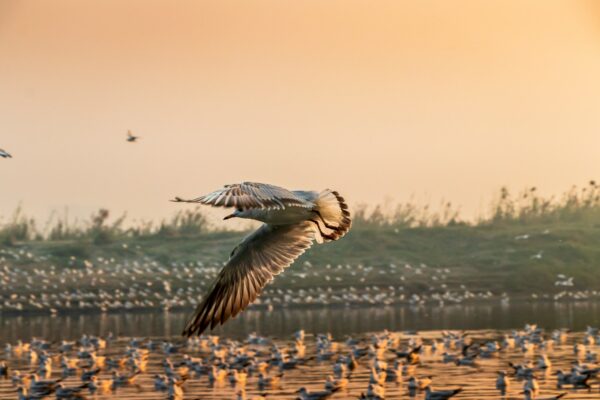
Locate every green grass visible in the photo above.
<box><xmin>3</xmin><ymin>183</ymin><xmax>600</xmax><ymax>296</ymax></box>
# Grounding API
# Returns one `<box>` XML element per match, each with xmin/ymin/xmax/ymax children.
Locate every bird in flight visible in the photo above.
<box><xmin>126</xmin><ymin>130</ymin><xmax>139</xmax><ymax>142</ymax></box>
<box><xmin>172</xmin><ymin>182</ymin><xmax>352</xmax><ymax>336</ymax></box>
<box><xmin>0</xmin><ymin>149</ymin><xmax>12</xmax><ymax>158</ymax></box>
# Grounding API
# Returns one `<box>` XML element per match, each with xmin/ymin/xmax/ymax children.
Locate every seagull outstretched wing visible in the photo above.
<box><xmin>183</xmin><ymin>221</ymin><xmax>314</xmax><ymax>336</ymax></box>
<box><xmin>172</xmin><ymin>182</ymin><xmax>312</xmax><ymax>210</ymax></box>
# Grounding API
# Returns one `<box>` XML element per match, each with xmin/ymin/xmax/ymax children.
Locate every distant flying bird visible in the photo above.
<box><xmin>172</xmin><ymin>182</ymin><xmax>352</xmax><ymax>336</ymax></box>
<box><xmin>126</xmin><ymin>130</ymin><xmax>139</xmax><ymax>142</ymax></box>
<box><xmin>0</xmin><ymin>148</ymin><xmax>12</xmax><ymax>158</ymax></box>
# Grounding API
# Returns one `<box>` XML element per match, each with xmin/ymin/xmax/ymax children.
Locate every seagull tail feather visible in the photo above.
<box><xmin>312</xmin><ymin>189</ymin><xmax>352</xmax><ymax>243</ymax></box>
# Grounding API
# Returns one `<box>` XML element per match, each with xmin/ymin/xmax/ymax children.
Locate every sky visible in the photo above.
<box><xmin>1</xmin><ymin>0</ymin><xmax>600</xmax><ymax>226</ymax></box>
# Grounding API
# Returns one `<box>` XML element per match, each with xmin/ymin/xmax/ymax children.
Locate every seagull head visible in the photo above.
<box><xmin>224</xmin><ymin>208</ymin><xmax>243</xmax><ymax>220</ymax></box>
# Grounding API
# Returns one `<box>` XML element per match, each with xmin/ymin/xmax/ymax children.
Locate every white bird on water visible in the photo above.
<box><xmin>172</xmin><ymin>182</ymin><xmax>352</xmax><ymax>336</ymax></box>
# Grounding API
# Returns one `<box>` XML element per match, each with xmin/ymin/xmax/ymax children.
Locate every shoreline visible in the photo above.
<box><xmin>2</xmin><ymin>295</ymin><xmax>599</xmax><ymax>317</ymax></box>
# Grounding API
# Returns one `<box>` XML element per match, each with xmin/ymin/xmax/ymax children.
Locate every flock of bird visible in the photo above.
<box><xmin>2</xmin><ymin>246</ymin><xmax>598</xmax><ymax>315</ymax></box>
<box><xmin>2</xmin><ymin>324</ymin><xmax>600</xmax><ymax>399</ymax></box>
<box><xmin>5</xmin><ymin>136</ymin><xmax>356</xmax><ymax>334</ymax></box>
<box><xmin>3</xmin><ymin>134</ymin><xmax>600</xmax><ymax>400</ymax></box>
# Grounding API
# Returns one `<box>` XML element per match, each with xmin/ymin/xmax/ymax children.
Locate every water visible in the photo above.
<box><xmin>2</xmin><ymin>302</ymin><xmax>600</xmax><ymax>399</ymax></box>
<box><xmin>1</xmin><ymin>328</ymin><xmax>598</xmax><ymax>399</ymax></box>
<box><xmin>2</xmin><ymin>300</ymin><xmax>600</xmax><ymax>343</ymax></box>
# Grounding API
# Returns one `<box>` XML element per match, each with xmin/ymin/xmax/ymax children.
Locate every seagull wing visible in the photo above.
<box><xmin>183</xmin><ymin>221</ymin><xmax>314</xmax><ymax>336</ymax></box>
<box><xmin>172</xmin><ymin>182</ymin><xmax>312</xmax><ymax>210</ymax></box>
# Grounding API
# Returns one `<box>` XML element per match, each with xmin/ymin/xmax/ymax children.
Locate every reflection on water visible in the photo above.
<box><xmin>1</xmin><ymin>329</ymin><xmax>598</xmax><ymax>399</ymax></box>
<box><xmin>2</xmin><ymin>301</ymin><xmax>600</xmax><ymax>343</ymax></box>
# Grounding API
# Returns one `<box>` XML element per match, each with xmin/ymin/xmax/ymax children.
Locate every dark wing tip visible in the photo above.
<box><xmin>181</xmin><ymin>326</ymin><xmax>196</xmax><ymax>337</ymax></box>
<box><xmin>181</xmin><ymin>286</ymin><xmax>225</xmax><ymax>337</ymax></box>
<box><xmin>182</xmin><ymin>317</ymin><xmax>206</xmax><ymax>337</ymax></box>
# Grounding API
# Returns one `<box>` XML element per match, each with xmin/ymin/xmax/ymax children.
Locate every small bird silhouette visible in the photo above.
<box><xmin>126</xmin><ymin>130</ymin><xmax>139</xmax><ymax>142</ymax></box>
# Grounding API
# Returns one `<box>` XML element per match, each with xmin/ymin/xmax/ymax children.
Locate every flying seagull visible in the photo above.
<box><xmin>172</xmin><ymin>182</ymin><xmax>352</xmax><ymax>336</ymax></box>
<box><xmin>126</xmin><ymin>130</ymin><xmax>139</xmax><ymax>142</ymax></box>
<box><xmin>0</xmin><ymin>149</ymin><xmax>12</xmax><ymax>158</ymax></box>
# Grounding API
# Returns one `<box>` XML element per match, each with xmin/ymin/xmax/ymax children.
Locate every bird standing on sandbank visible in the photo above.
<box><xmin>172</xmin><ymin>182</ymin><xmax>352</xmax><ymax>336</ymax></box>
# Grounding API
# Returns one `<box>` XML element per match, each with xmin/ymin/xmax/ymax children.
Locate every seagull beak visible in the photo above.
<box><xmin>223</xmin><ymin>213</ymin><xmax>236</xmax><ymax>220</ymax></box>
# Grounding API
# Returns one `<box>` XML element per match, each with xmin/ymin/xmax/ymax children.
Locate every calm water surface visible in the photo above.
<box><xmin>2</xmin><ymin>301</ymin><xmax>600</xmax><ymax>343</ymax></box>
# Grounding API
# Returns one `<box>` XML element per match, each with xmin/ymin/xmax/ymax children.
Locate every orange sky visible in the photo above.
<box><xmin>1</xmin><ymin>0</ymin><xmax>600</xmax><ymax>225</ymax></box>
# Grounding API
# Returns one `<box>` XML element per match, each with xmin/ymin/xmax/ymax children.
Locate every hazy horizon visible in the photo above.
<box><xmin>2</xmin><ymin>0</ymin><xmax>600</xmax><ymax>224</ymax></box>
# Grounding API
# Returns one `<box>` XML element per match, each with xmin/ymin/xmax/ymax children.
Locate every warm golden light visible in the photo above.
<box><xmin>1</xmin><ymin>0</ymin><xmax>600</xmax><ymax>222</ymax></box>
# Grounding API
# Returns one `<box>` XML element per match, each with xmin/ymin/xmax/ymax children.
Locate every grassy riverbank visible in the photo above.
<box><xmin>2</xmin><ymin>184</ymin><xmax>600</xmax><ymax>296</ymax></box>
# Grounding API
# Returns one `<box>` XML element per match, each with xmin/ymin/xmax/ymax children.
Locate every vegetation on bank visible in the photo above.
<box><xmin>2</xmin><ymin>183</ymin><xmax>600</xmax><ymax>294</ymax></box>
